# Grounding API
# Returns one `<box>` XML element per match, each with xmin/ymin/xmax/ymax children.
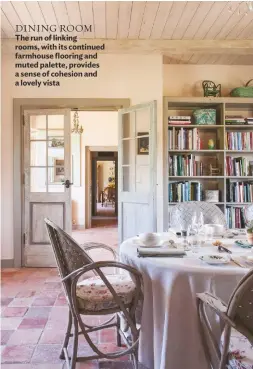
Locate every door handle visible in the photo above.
<box><xmin>62</xmin><ymin>179</ymin><xmax>73</xmax><ymax>189</ymax></box>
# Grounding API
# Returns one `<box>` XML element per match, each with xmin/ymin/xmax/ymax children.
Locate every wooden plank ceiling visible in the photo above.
<box><xmin>1</xmin><ymin>1</ymin><xmax>253</xmax><ymax>65</ymax></box>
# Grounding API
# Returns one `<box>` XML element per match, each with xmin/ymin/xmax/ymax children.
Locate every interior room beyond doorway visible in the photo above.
<box><xmin>71</xmin><ymin>111</ymin><xmax>118</xmax><ymax>231</ymax></box>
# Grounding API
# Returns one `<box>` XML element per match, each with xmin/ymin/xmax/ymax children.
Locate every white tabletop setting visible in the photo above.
<box><xmin>120</xmin><ymin>226</ymin><xmax>253</xmax><ymax>369</ymax></box>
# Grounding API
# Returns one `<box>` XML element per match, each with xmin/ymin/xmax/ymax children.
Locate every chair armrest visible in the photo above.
<box><xmin>197</xmin><ymin>292</ymin><xmax>235</xmax><ymax>328</ymax></box>
<box><xmin>62</xmin><ymin>261</ymin><xmax>143</xmax><ymax>335</ymax></box>
<box><xmin>81</xmin><ymin>242</ymin><xmax>118</xmax><ymax>261</ymax></box>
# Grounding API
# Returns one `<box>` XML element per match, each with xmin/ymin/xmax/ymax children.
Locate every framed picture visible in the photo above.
<box><xmin>55</xmin><ymin>159</ymin><xmax>64</xmax><ymax>176</ymax></box>
<box><xmin>137</xmin><ymin>132</ymin><xmax>149</xmax><ymax>155</ymax></box>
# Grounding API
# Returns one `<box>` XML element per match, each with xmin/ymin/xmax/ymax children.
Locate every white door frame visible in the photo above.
<box><xmin>85</xmin><ymin>146</ymin><xmax>118</xmax><ymax>229</ymax></box>
<box><xmin>12</xmin><ymin>98</ymin><xmax>129</xmax><ymax>267</ymax></box>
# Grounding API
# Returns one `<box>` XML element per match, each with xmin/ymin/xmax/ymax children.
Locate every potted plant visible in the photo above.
<box><xmin>246</xmin><ymin>220</ymin><xmax>253</xmax><ymax>245</ymax></box>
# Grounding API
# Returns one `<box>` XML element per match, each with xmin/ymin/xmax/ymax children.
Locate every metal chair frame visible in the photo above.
<box><xmin>197</xmin><ymin>268</ymin><xmax>253</xmax><ymax>369</ymax></box>
<box><xmin>45</xmin><ymin>218</ymin><xmax>143</xmax><ymax>369</ymax></box>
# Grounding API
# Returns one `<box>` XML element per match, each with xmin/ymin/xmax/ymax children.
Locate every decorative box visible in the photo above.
<box><xmin>193</xmin><ymin>109</ymin><xmax>216</xmax><ymax>125</ymax></box>
<box><xmin>204</xmin><ymin>190</ymin><xmax>219</xmax><ymax>203</ymax></box>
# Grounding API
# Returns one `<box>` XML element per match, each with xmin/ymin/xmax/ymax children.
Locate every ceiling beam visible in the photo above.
<box><xmin>93</xmin><ymin>39</ymin><xmax>253</xmax><ymax>55</ymax></box>
<box><xmin>3</xmin><ymin>38</ymin><xmax>253</xmax><ymax>55</ymax></box>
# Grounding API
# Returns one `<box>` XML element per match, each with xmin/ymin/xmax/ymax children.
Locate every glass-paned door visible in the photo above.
<box><xmin>23</xmin><ymin>109</ymin><xmax>71</xmax><ymax>267</ymax></box>
<box><xmin>118</xmin><ymin>101</ymin><xmax>157</xmax><ymax>243</ymax></box>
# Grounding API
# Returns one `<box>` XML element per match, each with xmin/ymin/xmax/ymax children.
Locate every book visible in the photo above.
<box><xmin>226</xmin><ymin>179</ymin><xmax>253</xmax><ymax>203</ymax></box>
<box><xmin>225</xmin><ymin>131</ymin><xmax>253</xmax><ymax>151</ymax></box>
<box><xmin>168</xmin><ymin>181</ymin><xmax>203</xmax><ymax>202</ymax></box>
<box><xmin>168</xmin><ymin>128</ymin><xmax>200</xmax><ymax>150</ymax></box>
<box><xmin>169</xmin><ymin>154</ymin><xmax>204</xmax><ymax>176</ymax></box>
<box><xmin>226</xmin><ymin>206</ymin><xmax>246</xmax><ymax>229</ymax></box>
<box><xmin>226</xmin><ymin>156</ymin><xmax>251</xmax><ymax>176</ymax></box>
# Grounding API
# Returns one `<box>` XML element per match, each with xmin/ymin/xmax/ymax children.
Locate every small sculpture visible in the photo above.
<box><xmin>209</xmin><ymin>164</ymin><xmax>221</xmax><ymax>176</ymax></box>
<box><xmin>202</xmin><ymin>80</ymin><xmax>221</xmax><ymax>97</ymax></box>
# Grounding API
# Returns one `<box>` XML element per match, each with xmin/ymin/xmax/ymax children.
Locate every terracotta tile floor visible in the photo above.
<box><xmin>1</xmin><ymin>225</ymin><xmax>145</xmax><ymax>368</ymax></box>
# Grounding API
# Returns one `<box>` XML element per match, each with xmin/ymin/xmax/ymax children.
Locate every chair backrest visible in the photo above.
<box><xmin>227</xmin><ymin>268</ymin><xmax>253</xmax><ymax>343</ymax></box>
<box><xmin>169</xmin><ymin>202</ymin><xmax>226</xmax><ymax>230</ymax></box>
<box><xmin>44</xmin><ymin>218</ymin><xmax>93</xmax><ymax>281</ymax></box>
<box><xmin>245</xmin><ymin>204</ymin><xmax>253</xmax><ymax>223</ymax></box>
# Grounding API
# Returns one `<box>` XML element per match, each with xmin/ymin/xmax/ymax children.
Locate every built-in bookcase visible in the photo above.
<box><xmin>164</xmin><ymin>97</ymin><xmax>253</xmax><ymax>229</ymax></box>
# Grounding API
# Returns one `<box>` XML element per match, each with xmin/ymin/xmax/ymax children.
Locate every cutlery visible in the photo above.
<box><xmin>230</xmin><ymin>257</ymin><xmax>245</xmax><ymax>268</ymax></box>
<box><xmin>218</xmin><ymin>245</ymin><xmax>232</xmax><ymax>254</ymax></box>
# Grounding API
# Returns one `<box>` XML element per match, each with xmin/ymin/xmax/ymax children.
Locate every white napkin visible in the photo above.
<box><xmin>137</xmin><ymin>248</ymin><xmax>186</xmax><ymax>257</ymax></box>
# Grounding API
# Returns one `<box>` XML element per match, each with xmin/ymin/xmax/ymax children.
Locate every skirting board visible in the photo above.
<box><xmin>1</xmin><ymin>259</ymin><xmax>14</xmax><ymax>268</ymax></box>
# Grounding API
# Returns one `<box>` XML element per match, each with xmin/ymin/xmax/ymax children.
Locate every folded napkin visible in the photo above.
<box><xmin>137</xmin><ymin>248</ymin><xmax>186</xmax><ymax>258</ymax></box>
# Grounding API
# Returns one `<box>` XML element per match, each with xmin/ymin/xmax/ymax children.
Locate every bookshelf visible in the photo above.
<box><xmin>164</xmin><ymin>97</ymin><xmax>253</xmax><ymax>229</ymax></box>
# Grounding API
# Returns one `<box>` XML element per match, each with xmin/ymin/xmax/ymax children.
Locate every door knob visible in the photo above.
<box><xmin>62</xmin><ymin>179</ymin><xmax>73</xmax><ymax>189</ymax></box>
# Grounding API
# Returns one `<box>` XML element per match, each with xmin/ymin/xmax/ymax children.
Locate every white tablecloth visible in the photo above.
<box><xmin>120</xmin><ymin>235</ymin><xmax>250</xmax><ymax>369</ymax></box>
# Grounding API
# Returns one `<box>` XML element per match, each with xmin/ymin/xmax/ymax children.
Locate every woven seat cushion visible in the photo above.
<box><xmin>221</xmin><ymin>328</ymin><xmax>253</xmax><ymax>369</ymax></box>
<box><xmin>76</xmin><ymin>274</ymin><xmax>136</xmax><ymax>312</ymax></box>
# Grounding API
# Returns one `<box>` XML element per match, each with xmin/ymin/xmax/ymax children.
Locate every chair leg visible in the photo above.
<box><xmin>130</xmin><ymin>314</ymin><xmax>139</xmax><ymax>369</ymax></box>
<box><xmin>70</xmin><ymin>317</ymin><xmax>79</xmax><ymax>369</ymax></box>
<box><xmin>60</xmin><ymin>309</ymin><xmax>72</xmax><ymax>360</ymax></box>
<box><xmin>116</xmin><ymin>313</ymin><xmax>122</xmax><ymax>347</ymax></box>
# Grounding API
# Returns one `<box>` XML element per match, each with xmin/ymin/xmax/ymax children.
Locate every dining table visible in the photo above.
<box><xmin>120</xmin><ymin>232</ymin><xmax>251</xmax><ymax>369</ymax></box>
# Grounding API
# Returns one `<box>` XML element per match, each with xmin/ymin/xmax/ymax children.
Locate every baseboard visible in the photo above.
<box><xmin>1</xmin><ymin>259</ymin><xmax>14</xmax><ymax>268</ymax></box>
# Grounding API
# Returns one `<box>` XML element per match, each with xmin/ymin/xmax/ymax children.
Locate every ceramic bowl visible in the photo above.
<box><xmin>138</xmin><ymin>233</ymin><xmax>160</xmax><ymax>247</ymax></box>
<box><xmin>205</xmin><ymin>224</ymin><xmax>225</xmax><ymax>237</ymax></box>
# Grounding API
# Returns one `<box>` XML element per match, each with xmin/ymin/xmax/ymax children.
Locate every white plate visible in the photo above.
<box><xmin>200</xmin><ymin>254</ymin><xmax>230</xmax><ymax>265</ymax></box>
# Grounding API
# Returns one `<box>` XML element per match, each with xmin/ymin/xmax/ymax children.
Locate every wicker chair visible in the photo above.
<box><xmin>44</xmin><ymin>218</ymin><xmax>143</xmax><ymax>369</ymax></box>
<box><xmin>169</xmin><ymin>202</ymin><xmax>226</xmax><ymax>230</ymax></box>
<box><xmin>245</xmin><ymin>204</ymin><xmax>253</xmax><ymax>222</ymax></box>
<box><xmin>197</xmin><ymin>268</ymin><xmax>253</xmax><ymax>369</ymax></box>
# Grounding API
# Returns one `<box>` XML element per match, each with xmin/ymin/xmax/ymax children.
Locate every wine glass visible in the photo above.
<box><xmin>192</xmin><ymin>211</ymin><xmax>204</xmax><ymax>236</ymax></box>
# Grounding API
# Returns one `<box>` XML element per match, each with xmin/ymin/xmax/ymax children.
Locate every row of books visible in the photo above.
<box><xmin>225</xmin><ymin>115</ymin><xmax>253</xmax><ymax>125</ymax></box>
<box><xmin>168</xmin><ymin>115</ymin><xmax>191</xmax><ymax>125</ymax></box>
<box><xmin>168</xmin><ymin>181</ymin><xmax>203</xmax><ymax>202</ymax></box>
<box><xmin>225</xmin><ymin>131</ymin><xmax>253</xmax><ymax>151</ymax></box>
<box><xmin>226</xmin><ymin>180</ymin><xmax>253</xmax><ymax>203</ymax></box>
<box><xmin>226</xmin><ymin>156</ymin><xmax>253</xmax><ymax>176</ymax></box>
<box><xmin>168</xmin><ymin>128</ymin><xmax>201</xmax><ymax>150</ymax></box>
<box><xmin>169</xmin><ymin>155</ymin><xmax>203</xmax><ymax>176</ymax></box>
<box><xmin>225</xmin><ymin>206</ymin><xmax>246</xmax><ymax>229</ymax></box>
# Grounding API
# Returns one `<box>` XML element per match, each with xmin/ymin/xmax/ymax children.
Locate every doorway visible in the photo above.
<box><xmin>91</xmin><ymin>151</ymin><xmax>118</xmax><ymax>225</ymax></box>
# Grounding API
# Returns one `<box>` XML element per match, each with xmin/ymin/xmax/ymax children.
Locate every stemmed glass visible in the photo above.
<box><xmin>190</xmin><ymin>211</ymin><xmax>204</xmax><ymax>253</ymax></box>
<box><xmin>192</xmin><ymin>211</ymin><xmax>204</xmax><ymax>235</ymax></box>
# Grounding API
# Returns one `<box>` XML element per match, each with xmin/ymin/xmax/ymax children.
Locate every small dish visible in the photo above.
<box><xmin>200</xmin><ymin>254</ymin><xmax>230</xmax><ymax>265</ymax></box>
<box><xmin>235</xmin><ymin>240</ymin><xmax>253</xmax><ymax>249</ymax></box>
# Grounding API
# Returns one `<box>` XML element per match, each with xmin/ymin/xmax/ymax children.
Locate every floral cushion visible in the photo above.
<box><xmin>221</xmin><ymin>328</ymin><xmax>253</xmax><ymax>369</ymax></box>
<box><xmin>76</xmin><ymin>274</ymin><xmax>136</xmax><ymax>312</ymax></box>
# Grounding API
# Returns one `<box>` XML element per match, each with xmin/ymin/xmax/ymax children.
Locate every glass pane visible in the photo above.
<box><xmin>48</xmin><ymin>160</ymin><xmax>65</xmax><ymax>182</ymax></box>
<box><xmin>30</xmin><ymin>141</ymin><xmax>46</xmax><ymax>166</ymax></box>
<box><xmin>48</xmin><ymin>171</ymin><xmax>64</xmax><ymax>192</ymax></box>
<box><xmin>122</xmin><ymin>112</ymin><xmax>135</xmax><ymax>139</ymax></box>
<box><xmin>48</xmin><ymin>115</ymin><xmax>64</xmax><ymax>130</ymax></box>
<box><xmin>30</xmin><ymin>115</ymin><xmax>46</xmax><ymax>139</ymax></box>
<box><xmin>123</xmin><ymin>139</ymin><xmax>133</xmax><ymax>165</ymax></box>
<box><xmin>136</xmin><ymin>108</ymin><xmax>150</xmax><ymax>136</ymax></box>
<box><xmin>30</xmin><ymin>168</ymin><xmax>47</xmax><ymax>192</ymax></box>
<box><xmin>48</xmin><ymin>145</ymin><xmax>64</xmax><ymax>166</ymax></box>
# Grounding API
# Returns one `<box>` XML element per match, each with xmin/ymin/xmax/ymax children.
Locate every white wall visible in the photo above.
<box><xmin>163</xmin><ymin>64</ymin><xmax>253</xmax><ymax>96</ymax></box>
<box><xmin>71</xmin><ymin>112</ymin><xmax>118</xmax><ymax>226</ymax></box>
<box><xmin>1</xmin><ymin>40</ymin><xmax>163</xmax><ymax>260</ymax></box>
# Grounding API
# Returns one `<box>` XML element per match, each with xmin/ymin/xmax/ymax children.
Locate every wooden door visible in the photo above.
<box><xmin>118</xmin><ymin>101</ymin><xmax>157</xmax><ymax>243</ymax></box>
<box><xmin>23</xmin><ymin>109</ymin><xmax>71</xmax><ymax>267</ymax></box>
